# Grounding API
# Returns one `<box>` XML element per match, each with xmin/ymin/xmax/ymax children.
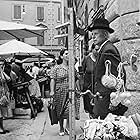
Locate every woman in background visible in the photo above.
<box><xmin>82</xmin><ymin>44</ymin><xmax>97</xmax><ymax>118</ymax></box>
<box><xmin>0</xmin><ymin>59</ymin><xmax>10</xmax><ymax>134</ymax></box>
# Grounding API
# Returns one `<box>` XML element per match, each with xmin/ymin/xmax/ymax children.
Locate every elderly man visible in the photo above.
<box><xmin>88</xmin><ymin>18</ymin><xmax>127</xmax><ymax>119</ymax></box>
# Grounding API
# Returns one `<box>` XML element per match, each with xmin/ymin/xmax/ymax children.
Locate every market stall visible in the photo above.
<box><xmin>0</xmin><ymin>40</ymin><xmax>48</xmax><ymax>118</ymax></box>
<box><xmin>12</xmin><ymin>82</ymin><xmax>37</xmax><ymax>119</ymax></box>
<box><xmin>77</xmin><ymin>60</ymin><xmax>140</xmax><ymax>140</ymax></box>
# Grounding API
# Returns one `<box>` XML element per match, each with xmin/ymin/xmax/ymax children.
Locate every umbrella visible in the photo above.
<box><xmin>0</xmin><ymin>20</ymin><xmax>47</xmax><ymax>40</ymax></box>
<box><xmin>0</xmin><ymin>39</ymin><xmax>48</xmax><ymax>56</ymax></box>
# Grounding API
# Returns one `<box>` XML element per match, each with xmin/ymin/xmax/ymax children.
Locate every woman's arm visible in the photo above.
<box><xmin>50</xmin><ymin>78</ymin><xmax>55</xmax><ymax>96</ymax></box>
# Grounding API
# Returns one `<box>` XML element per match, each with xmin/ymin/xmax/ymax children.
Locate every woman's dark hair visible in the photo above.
<box><xmin>60</xmin><ymin>48</ymin><xmax>67</xmax><ymax>56</ymax></box>
<box><xmin>57</xmin><ymin>48</ymin><xmax>67</xmax><ymax>65</ymax></box>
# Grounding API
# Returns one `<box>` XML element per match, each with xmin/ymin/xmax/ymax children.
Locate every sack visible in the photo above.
<box><xmin>47</xmin><ymin>100</ymin><xmax>58</xmax><ymax>125</ymax></box>
<box><xmin>0</xmin><ymin>95</ymin><xmax>9</xmax><ymax>107</ymax></box>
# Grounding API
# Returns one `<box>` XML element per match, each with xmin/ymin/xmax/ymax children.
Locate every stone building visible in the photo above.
<box><xmin>0</xmin><ymin>0</ymin><xmax>63</xmax><ymax>56</ymax></box>
<box><xmin>72</xmin><ymin>0</ymin><xmax>140</xmax><ymax>89</ymax></box>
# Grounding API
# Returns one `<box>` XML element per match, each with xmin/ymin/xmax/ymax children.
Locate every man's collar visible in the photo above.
<box><xmin>97</xmin><ymin>40</ymin><xmax>109</xmax><ymax>53</ymax></box>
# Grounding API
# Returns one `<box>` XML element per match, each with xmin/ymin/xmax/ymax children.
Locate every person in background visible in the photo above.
<box><xmin>11</xmin><ymin>58</ymin><xmax>22</xmax><ymax>82</ymax></box>
<box><xmin>0</xmin><ymin>59</ymin><xmax>10</xmax><ymax>134</ymax></box>
<box><xmin>50</xmin><ymin>49</ymin><xmax>80</xmax><ymax>136</ymax></box>
<box><xmin>88</xmin><ymin>18</ymin><xmax>127</xmax><ymax>119</ymax></box>
<box><xmin>38</xmin><ymin>63</ymin><xmax>47</xmax><ymax>77</ymax></box>
<box><xmin>20</xmin><ymin>67</ymin><xmax>41</xmax><ymax>98</ymax></box>
<box><xmin>26</xmin><ymin>65</ymin><xmax>33</xmax><ymax>78</ymax></box>
<box><xmin>32</xmin><ymin>62</ymin><xmax>40</xmax><ymax>79</ymax></box>
<box><xmin>4</xmin><ymin>62</ymin><xmax>18</xmax><ymax>90</ymax></box>
<box><xmin>81</xmin><ymin>44</ymin><xmax>97</xmax><ymax>118</ymax></box>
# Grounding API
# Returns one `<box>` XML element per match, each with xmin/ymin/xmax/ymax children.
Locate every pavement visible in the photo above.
<box><xmin>39</xmin><ymin>98</ymin><xmax>88</xmax><ymax>140</ymax></box>
<box><xmin>0</xmin><ymin>97</ymin><xmax>89</xmax><ymax>140</ymax></box>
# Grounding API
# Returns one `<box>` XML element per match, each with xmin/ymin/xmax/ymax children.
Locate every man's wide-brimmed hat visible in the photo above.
<box><xmin>87</xmin><ymin>18</ymin><xmax>114</xmax><ymax>33</ymax></box>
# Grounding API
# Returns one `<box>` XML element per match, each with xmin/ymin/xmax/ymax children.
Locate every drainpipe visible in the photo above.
<box><xmin>61</xmin><ymin>0</ymin><xmax>64</xmax><ymax>23</ymax></box>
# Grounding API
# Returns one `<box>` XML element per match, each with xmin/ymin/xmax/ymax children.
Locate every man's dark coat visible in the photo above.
<box><xmin>93</xmin><ymin>41</ymin><xmax>127</xmax><ymax>119</ymax></box>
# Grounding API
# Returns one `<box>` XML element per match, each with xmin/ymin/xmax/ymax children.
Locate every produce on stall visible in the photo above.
<box><xmin>83</xmin><ymin>113</ymin><xmax>139</xmax><ymax>140</ymax></box>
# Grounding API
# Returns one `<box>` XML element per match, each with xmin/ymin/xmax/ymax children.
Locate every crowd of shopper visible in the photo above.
<box><xmin>0</xmin><ymin>57</ymin><xmax>53</xmax><ymax>133</ymax></box>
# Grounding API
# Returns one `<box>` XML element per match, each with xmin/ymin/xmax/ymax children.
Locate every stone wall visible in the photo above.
<box><xmin>104</xmin><ymin>0</ymin><xmax>140</xmax><ymax>90</ymax></box>
<box><xmin>75</xmin><ymin>0</ymin><xmax>140</xmax><ymax>90</ymax></box>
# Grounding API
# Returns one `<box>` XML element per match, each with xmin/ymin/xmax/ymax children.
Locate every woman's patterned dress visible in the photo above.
<box><xmin>50</xmin><ymin>64</ymin><xmax>80</xmax><ymax>120</ymax></box>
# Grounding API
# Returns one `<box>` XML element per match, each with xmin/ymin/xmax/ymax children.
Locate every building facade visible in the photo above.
<box><xmin>0</xmin><ymin>0</ymin><xmax>63</xmax><ymax>56</ymax></box>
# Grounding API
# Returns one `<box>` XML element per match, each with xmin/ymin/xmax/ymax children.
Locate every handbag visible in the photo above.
<box><xmin>47</xmin><ymin>99</ymin><xmax>58</xmax><ymax>125</ymax></box>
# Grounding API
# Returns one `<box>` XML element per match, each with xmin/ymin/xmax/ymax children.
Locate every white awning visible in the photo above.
<box><xmin>0</xmin><ymin>39</ymin><xmax>48</xmax><ymax>56</ymax></box>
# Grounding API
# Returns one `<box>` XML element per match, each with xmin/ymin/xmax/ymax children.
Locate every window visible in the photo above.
<box><xmin>37</xmin><ymin>6</ymin><xmax>44</xmax><ymax>21</ymax></box>
<box><xmin>57</xmin><ymin>6</ymin><xmax>61</xmax><ymax>22</ymax></box>
<box><xmin>13</xmin><ymin>5</ymin><xmax>22</xmax><ymax>20</ymax></box>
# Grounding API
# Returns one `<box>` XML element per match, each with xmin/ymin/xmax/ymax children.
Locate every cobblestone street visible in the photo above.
<box><xmin>0</xmin><ymin>99</ymin><xmax>48</xmax><ymax>140</ymax></box>
<box><xmin>39</xmin><ymin>98</ymin><xmax>88</xmax><ymax>140</ymax></box>
<box><xmin>0</xmin><ymin>98</ymin><xmax>88</xmax><ymax>140</ymax></box>
<box><xmin>1</xmin><ymin>92</ymin><xmax>140</xmax><ymax>140</ymax></box>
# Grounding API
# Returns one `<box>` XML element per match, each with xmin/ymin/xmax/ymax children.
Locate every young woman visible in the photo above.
<box><xmin>50</xmin><ymin>49</ymin><xmax>80</xmax><ymax>136</ymax></box>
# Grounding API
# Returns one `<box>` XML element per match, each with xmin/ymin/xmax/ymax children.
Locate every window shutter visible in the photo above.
<box><xmin>37</xmin><ymin>7</ymin><xmax>44</xmax><ymax>21</ymax></box>
<box><xmin>58</xmin><ymin>7</ymin><xmax>60</xmax><ymax>21</ymax></box>
<box><xmin>14</xmin><ymin>5</ymin><xmax>21</xmax><ymax>19</ymax></box>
